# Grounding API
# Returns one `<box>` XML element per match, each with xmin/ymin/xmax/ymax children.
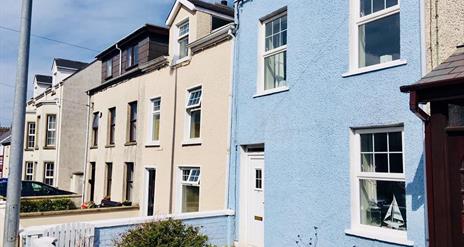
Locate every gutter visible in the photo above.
<box><xmin>168</xmin><ymin>65</ymin><xmax>179</xmax><ymax>214</ymax></box>
<box><xmin>81</xmin><ymin>93</ymin><xmax>92</xmax><ymax>204</ymax></box>
<box><xmin>408</xmin><ymin>91</ymin><xmax>430</xmax><ymax>122</ymax></box>
<box><xmin>88</xmin><ymin>57</ymin><xmax>169</xmax><ymax>96</ymax></box>
<box><xmin>54</xmin><ymin>82</ymin><xmax>64</xmax><ymax>188</ymax></box>
<box><xmin>188</xmin><ymin>24</ymin><xmax>235</xmax><ymax>54</ymax></box>
<box><xmin>225</xmin><ymin>23</ymin><xmax>236</xmax><ymax>247</ymax></box>
<box><xmin>420</xmin><ymin>0</ymin><xmax>426</xmax><ymax>76</ymax></box>
<box><xmin>116</xmin><ymin>44</ymin><xmax>122</xmax><ymax>75</ymax></box>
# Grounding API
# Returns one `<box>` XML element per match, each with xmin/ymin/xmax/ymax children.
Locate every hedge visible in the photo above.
<box><xmin>20</xmin><ymin>198</ymin><xmax>77</xmax><ymax>213</ymax></box>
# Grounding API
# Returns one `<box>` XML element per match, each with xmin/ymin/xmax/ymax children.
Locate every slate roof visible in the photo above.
<box><xmin>189</xmin><ymin>0</ymin><xmax>234</xmax><ymax>17</ymax></box>
<box><xmin>401</xmin><ymin>44</ymin><xmax>464</xmax><ymax>92</ymax></box>
<box><xmin>35</xmin><ymin>74</ymin><xmax>52</xmax><ymax>84</ymax></box>
<box><xmin>0</xmin><ymin>130</ymin><xmax>11</xmax><ymax>145</ymax></box>
<box><xmin>54</xmin><ymin>58</ymin><xmax>88</xmax><ymax>70</ymax></box>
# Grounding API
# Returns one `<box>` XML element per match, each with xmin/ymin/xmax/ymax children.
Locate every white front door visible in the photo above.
<box><xmin>242</xmin><ymin>152</ymin><xmax>265</xmax><ymax>247</ymax></box>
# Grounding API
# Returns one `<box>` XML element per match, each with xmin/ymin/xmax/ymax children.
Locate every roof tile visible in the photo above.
<box><xmin>423</xmin><ymin>68</ymin><xmax>456</xmax><ymax>78</ymax></box>
<box><xmin>445</xmin><ymin>54</ymin><xmax>464</xmax><ymax>63</ymax></box>
<box><xmin>451</xmin><ymin>66</ymin><xmax>464</xmax><ymax>73</ymax></box>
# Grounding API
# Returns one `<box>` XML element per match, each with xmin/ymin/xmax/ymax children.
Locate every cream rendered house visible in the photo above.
<box><xmin>85</xmin><ymin>0</ymin><xmax>234</xmax><ymax>217</ymax></box>
<box><xmin>8</xmin><ymin>58</ymin><xmax>101</xmax><ymax>194</ymax></box>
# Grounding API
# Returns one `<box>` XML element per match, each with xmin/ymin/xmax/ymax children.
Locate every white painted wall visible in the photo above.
<box><xmin>51</xmin><ymin>62</ymin><xmax>77</xmax><ymax>87</ymax></box>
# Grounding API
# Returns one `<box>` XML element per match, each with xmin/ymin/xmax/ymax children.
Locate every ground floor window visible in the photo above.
<box><xmin>180</xmin><ymin>167</ymin><xmax>200</xmax><ymax>213</ymax></box>
<box><xmin>106</xmin><ymin>163</ymin><xmax>112</xmax><ymax>197</ymax></box>
<box><xmin>44</xmin><ymin>162</ymin><xmax>55</xmax><ymax>186</ymax></box>
<box><xmin>125</xmin><ymin>163</ymin><xmax>134</xmax><ymax>202</ymax></box>
<box><xmin>24</xmin><ymin>161</ymin><xmax>34</xmax><ymax>181</ymax></box>
<box><xmin>350</xmin><ymin>127</ymin><xmax>407</xmax><ymax>234</ymax></box>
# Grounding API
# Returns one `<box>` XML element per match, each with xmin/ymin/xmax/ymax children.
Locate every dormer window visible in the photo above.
<box><xmin>105</xmin><ymin>59</ymin><xmax>113</xmax><ymax>78</ymax></box>
<box><xmin>126</xmin><ymin>45</ymin><xmax>139</xmax><ymax>68</ymax></box>
<box><xmin>178</xmin><ymin>20</ymin><xmax>189</xmax><ymax>59</ymax></box>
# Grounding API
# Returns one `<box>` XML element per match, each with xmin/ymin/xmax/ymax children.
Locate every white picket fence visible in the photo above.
<box><xmin>22</xmin><ymin>222</ymin><xmax>95</xmax><ymax>247</ymax></box>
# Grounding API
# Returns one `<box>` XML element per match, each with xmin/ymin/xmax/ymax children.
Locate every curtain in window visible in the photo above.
<box><xmin>358</xmin><ymin>25</ymin><xmax>366</xmax><ymax>67</ymax></box>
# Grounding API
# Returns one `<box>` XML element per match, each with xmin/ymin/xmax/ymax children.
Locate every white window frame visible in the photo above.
<box><xmin>347</xmin><ymin>126</ymin><xmax>413</xmax><ymax>246</ymax></box>
<box><xmin>257</xmin><ymin>11</ymin><xmax>289</xmax><ymax>96</ymax></box>
<box><xmin>178</xmin><ymin>166</ymin><xmax>201</xmax><ymax>213</ymax></box>
<box><xmin>46</xmin><ymin>114</ymin><xmax>56</xmax><ymax>147</ymax></box>
<box><xmin>24</xmin><ymin>161</ymin><xmax>34</xmax><ymax>181</ymax></box>
<box><xmin>26</xmin><ymin>122</ymin><xmax>36</xmax><ymax>149</ymax></box>
<box><xmin>184</xmin><ymin>86</ymin><xmax>202</xmax><ymax>144</ymax></box>
<box><xmin>147</xmin><ymin>97</ymin><xmax>161</xmax><ymax>146</ymax></box>
<box><xmin>177</xmin><ymin>19</ymin><xmax>190</xmax><ymax>61</ymax></box>
<box><xmin>345</xmin><ymin>0</ymin><xmax>406</xmax><ymax>77</ymax></box>
<box><xmin>44</xmin><ymin>162</ymin><xmax>55</xmax><ymax>186</ymax></box>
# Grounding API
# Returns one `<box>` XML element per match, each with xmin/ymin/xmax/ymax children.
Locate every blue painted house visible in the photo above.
<box><xmin>229</xmin><ymin>0</ymin><xmax>427</xmax><ymax>246</ymax></box>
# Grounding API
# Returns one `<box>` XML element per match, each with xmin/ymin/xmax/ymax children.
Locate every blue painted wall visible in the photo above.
<box><xmin>94</xmin><ymin>215</ymin><xmax>234</xmax><ymax>246</ymax></box>
<box><xmin>229</xmin><ymin>0</ymin><xmax>426</xmax><ymax>246</ymax></box>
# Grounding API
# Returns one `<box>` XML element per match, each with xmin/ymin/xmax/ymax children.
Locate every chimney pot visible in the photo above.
<box><xmin>220</xmin><ymin>0</ymin><xmax>228</xmax><ymax>6</ymax></box>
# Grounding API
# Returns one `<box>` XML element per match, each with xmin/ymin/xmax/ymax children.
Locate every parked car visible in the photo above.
<box><xmin>0</xmin><ymin>178</ymin><xmax>74</xmax><ymax>197</ymax></box>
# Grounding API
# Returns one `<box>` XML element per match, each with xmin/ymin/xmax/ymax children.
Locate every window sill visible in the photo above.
<box><xmin>253</xmin><ymin>86</ymin><xmax>289</xmax><ymax>98</ymax></box>
<box><xmin>89</xmin><ymin>146</ymin><xmax>98</xmax><ymax>149</ymax></box>
<box><xmin>145</xmin><ymin>142</ymin><xmax>161</xmax><ymax>148</ymax></box>
<box><xmin>182</xmin><ymin>139</ymin><xmax>202</xmax><ymax>146</ymax></box>
<box><xmin>342</xmin><ymin>59</ymin><xmax>407</xmax><ymax>78</ymax></box>
<box><xmin>105</xmin><ymin>144</ymin><xmax>115</xmax><ymax>148</ymax></box>
<box><xmin>173</xmin><ymin>56</ymin><xmax>191</xmax><ymax>66</ymax></box>
<box><xmin>125</xmin><ymin>64</ymin><xmax>138</xmax><ymax>71</ymax></box>
<box><xmin>124</xmin><ymin>142</ymin><xmax>137</xmax><ymax>146</ymax></box>
<box><xmin>24</xmin><ymin>148</ymin><xmax>34</xmax><ymax>152</ymax></box>
<box><xmin>345</xmin><ymin>228</ymin><xmax>414</xmax><ymax>246</ymax></box>
<box><xmin>43</xmin><ymin>146</ymin><xmax>56</xmax><ymax>150</ymax></box>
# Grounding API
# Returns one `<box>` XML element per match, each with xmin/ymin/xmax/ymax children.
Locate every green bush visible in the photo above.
<box><xmin>115</xmin><ymin>219</ymin><xmax>214</xmax><ymax>247</ymax></box>
<box><xmin>20</xmin><ymin>198</ymin><xmax>77</xmax><ymax>213</ymax></box>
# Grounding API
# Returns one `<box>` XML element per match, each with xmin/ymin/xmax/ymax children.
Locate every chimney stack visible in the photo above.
<box><xmin>220</xmin><ymin>0</ymin><xmax>228</xmax><ymax>6</ymax></box>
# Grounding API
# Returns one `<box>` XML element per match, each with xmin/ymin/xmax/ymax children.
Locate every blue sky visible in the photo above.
<box><xmin>0</xmin><ymin>0</ymin><xmax>228</xmax><ymax>126</ymax></box>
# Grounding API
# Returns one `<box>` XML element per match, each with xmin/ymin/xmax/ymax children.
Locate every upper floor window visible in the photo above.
<box><xmin>349</xmin><ymin>127</ymin><xmax>407</xmax><ymax>242</ymax></box>
<box><xmin>35</xmin><ymin>116</ymin><xmax>40</xmax><ymax>149</ymax></box>
<box><xmin>92</xmin><ymin>112</ymin><xmax>99</xmax><ymax>147</ymax></box>
<box><xmin>128</xmin><ymin>101</ymin><xmax>137</xmax><ymax>143</ymax></box>
<box><xmin>186</xmin><ymin>88</ymin><xmax>202</xmax><ymax>140</ymax></box>
<box><xmin>178</xmin><ymin>21</ymin><xmax>189</xmax><ymax>59</ymax></box>
<box><xmin>45</xmin><ymin>114</ymin><xmax>56</xmax><ymax>147</ymax></box>
<box><xmin>105</xmin><ymin>59</ymin><xmax>113</xmax><ymax>78</ymax></box>
<box><xmin>261</xmin><ymin>12</ymin><xmax>287</xmax><ymax>92</ymax></box>
<box><xmin>150</xmin><ymin>98</ymin><xmax>161</xmax><ymax>143</ymax></box>
<box><xmin>352</xmin><ymin>0</ymin><xmax>400</xmax><ymax>69</ymax></box>
<box><xmin>26</xmin><ymin>122</ymin><xmax>36</xmax><ymax>149</ymax></box>
<box><xmin>126</xmin><ymin>45</ymin><xmax>139</xmax><ymax>68</ymax></box>
<box><xmin>108</xmin><ymin>107</ymin><xmax>116</xmax><ymax>145</ymax></box>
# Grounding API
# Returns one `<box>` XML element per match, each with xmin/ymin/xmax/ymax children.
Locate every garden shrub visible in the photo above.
<box><xmin>20</xmin><ymin>198</ymin><xmax>77</xmax><ymax>213</ymax></box>
<box><xmin>115</xmin><ymin>219</ymin><xmax>214</xmax><ymax>247</ymax></box>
